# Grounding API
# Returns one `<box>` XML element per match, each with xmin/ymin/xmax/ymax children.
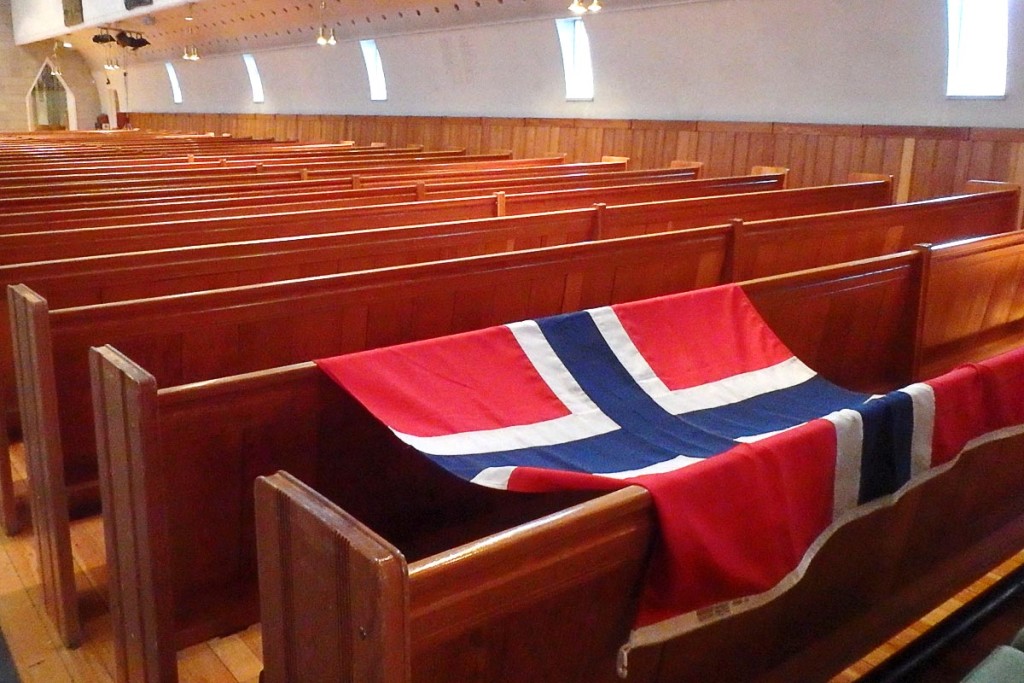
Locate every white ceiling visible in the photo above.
<box><xmin>61</xmin><ymin>0</ymin><xmax>666</xmax><ymax>69</ymax></box>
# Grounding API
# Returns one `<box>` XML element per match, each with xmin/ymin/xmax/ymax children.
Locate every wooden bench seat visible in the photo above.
<box><xmin>0</xmin><ymin>151</ymin><xmax>527</xmax><ymax>197</ymax></box>
<box><xmin>0</xmin><ymin>165</ymin><xmax>701</xmax><ymax>233</ymax></box>
<box><xmin>252</xmin><ymin>430</ymin><xmax>1024</xmax><ymax>682</ymax></box>
<box><xmin>9</xmin><ymin>183</ymin><xmax>1019</xmax><ymax>651</ymax></box>
<box><xmin>88</xmin><ymin>240</ymin><xmax>1024</xmax><ymax>682</ymax></box>
<box><xmin>0</xmin><ymin>148</ymin><xmax>476</xmax><ymax>184</ymax></box>
<box><xmin>0</xmin><ymin>179</ymin><xmax>891</xmax><ymax>444</ymax></box>
<box><xmin>0</xmin><ymin>143</ymin><xmax>427</xmax><ymax>174</ymax></box>
<box><xmin>0</xmin><ymin>172</ymin><xmax>785</xmax><ymax>264</ymax></box>
<box><xmin>0</xmin><ymin>156</ymin><xmax>600</xmax><ymax>214</ymax></box>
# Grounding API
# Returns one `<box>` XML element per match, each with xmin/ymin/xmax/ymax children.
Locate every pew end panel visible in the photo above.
<box><xmin>7</xmin><ymin>284</ymin><xmax>80</xmax><ymax>646</ymax></box>
<box><xmin>255</xmin><ymin>471</ymin><xmax>412</xmax><ymax>683</ymax></box>
<box><xmin>668</xmin><ymin>159</ymin><xmax>703</xmax><ymax>176</ymax></box>
<box><xmin>751</xmin><ymin>165</ymin><xmax>789</xmax><ymax>187</ymax></box>
<box><xmin>848</xmin><ymin>172</ymin><xmax>895</xmax><ymax>202</ymax></box>
<box><xmin>963</xmin><ymin>179</ymin><xmax>1023</xmax><ymax>230</ymax></box>
<box><xmin>256</xmin><ymin>471</ymin><xmax>656</xmax><ymax>683</ymax></box>
<box><xmin>90</xmin><ymin>345</ymin><xmax>175</xmax><ymax>682</ymax></box>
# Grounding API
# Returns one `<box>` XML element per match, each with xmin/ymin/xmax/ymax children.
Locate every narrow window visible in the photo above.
<box><xmin>555</xmin><ymin>17</ymin><xmax>594</xmax><ymax>101</ymax></box>
<box><xmin>164</xmin><ymin>62</ymin><xmax>183</xmax><ymax>104</ymax></box>
<box><xmin>242</xmin><ymin>53</ymin><xmax>265</xmax><ymax>103</ymax></box>
<box><xmin>946</xmin><ymin>0</ymin><xmax>1008</xmax><ymax>97</ymax></box>
<box><xmin>360</xmin><ymin>39</ymin><xmax>387</xmax><ymax>101</ymax></box>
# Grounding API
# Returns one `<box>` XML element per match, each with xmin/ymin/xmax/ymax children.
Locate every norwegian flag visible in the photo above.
<box><xmin>317</xmin><ymin>284</ymin><xmax>1024</xmax><ymax>658</ymax></box>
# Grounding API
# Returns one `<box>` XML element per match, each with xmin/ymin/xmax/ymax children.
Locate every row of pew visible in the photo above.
<box><xmin>2</xmin><ymin>131</ymin><xmax>1023</xmax><ymax>682</ymax></box>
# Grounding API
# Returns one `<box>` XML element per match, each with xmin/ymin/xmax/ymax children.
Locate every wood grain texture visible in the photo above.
<box><xmin>127</xmin><ymin>114</ymin><xmax>1024</xmax><ymax>206</ymax></box>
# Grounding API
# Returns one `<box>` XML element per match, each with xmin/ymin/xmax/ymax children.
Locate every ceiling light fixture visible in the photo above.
<box><xmin>315</xmin><ymin>0</ymin><xmax>336</xmax><ymax>46</ymax></box>
<box><xmin>182</xmin><ymin>7</ymin><xmax>200</xmax><ymax>61</ymax></box>
<box><xmin>49</xmin><ymin>40</ymin><xmax>64</xmax><ymax>76</ymax></box>
<box><xmin>568</xmin><ymin>0</ymin><xmax>602</xmax><ymax>13</ymax></box>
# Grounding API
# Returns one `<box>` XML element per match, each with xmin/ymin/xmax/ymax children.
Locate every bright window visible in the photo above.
<box><xmin>164</xmin><ymin>62</ymin><xmax>182</xmax><ymax>104</ymax></box>
<box><xmin>555</xmin><ymin>17</ymin><xmax>594</xmax><ymax>101</ymax></box>
<box><xmin>360</xmin><ymin>39</ymin><xmax>387</xmax><ymax>101</ymax></box>
<box><xmin>946</xmin><ymin>0</ymin><xmax>1008</xmax><ymax>97</ymax></box>
<box><xmin>242</xmin><ymin>53</ymin><xmax>265</xmax><ymax>103</ymax></box>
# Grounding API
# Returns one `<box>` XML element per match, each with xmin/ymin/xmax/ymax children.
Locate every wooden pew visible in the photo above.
<box><xmin>1</xmin><ymin>165</ymin><xmax>705</xmax><ymax>234</ymax></box>
<box><xmin>9</xmin><ymin>182</ymin><xmax>1016</xmax><ymax>651</ymax></box>
<box><xmin>0</xmin><ymin>142</ymin><xmax>426</xmax><ymax>174</ymax></box>
<box><xmin>0</xmin><ymin>179</ymin><xmax>891</xmax><ymax>446</ymax></box>
<box><xmin>252</xmin><ymin>430</ymin><xmax>1024</xmax><ymax>682</ymax></box>
<box><xmin>21</xmin><ymin>227</ymin><xmax>727</xmax><ymax>648</ymax></box>
<box><xmin>0</xmin><ymin>172</ymin><xmax>785</xmax><ymax>265</ymax></box>
<box><xmin>0</xmin><ymin>151</ymin><xmax>528</xmax><ymax>197</ymax></box>
<box><xmin>0</xmin><ymin>157</ymin><xmax>604</xmax><ymax>215</ymax></box>
<box><xmin>0</xmin><ymin>155</ymin><xmax>584</xmax><ymax>213</ymax></box>
<box><xmin>0</xmin><ymin>148</ymin><xmax>477</xmax><ymax>185</ymax></box>
<box><xmin>88</xmin><ymin>237</ymin><xmax>1024</xmax><ymax>682</ymax></box>
<box><xmin>729</xmin><ymin>186</ymin><xmax>1021</xmax><ymax>279</ymax></box>
<box><xmin>0</xmin><ymin>169</ymin><xmax>791</xmax><ymax>467</ymax></box>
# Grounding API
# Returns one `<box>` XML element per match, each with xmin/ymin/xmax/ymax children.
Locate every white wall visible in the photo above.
<box><xmin>1</xmin><ymin>0</ymin><xmax>99</xmax><ymax>131</ymax></box>
<box><xmin>122</xmin><ymin>0</ymin><xmax>1024</xmax><ymax>128</ymax></box>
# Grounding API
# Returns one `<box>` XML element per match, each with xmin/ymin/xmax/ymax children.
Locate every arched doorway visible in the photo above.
<box><xmin>26</xmin><ymin>59</ymin><xmax>77</xmax><ymax>131</ymax></box>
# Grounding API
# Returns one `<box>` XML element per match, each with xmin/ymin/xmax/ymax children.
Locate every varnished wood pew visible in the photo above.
<box><xmin>251</xmin><ymin>422</ymin><xmax>1024</xmax><ymax>681</ymax></box>
<box><xmin>0</xmin><ymin>135</ymin><xmax>313</xmax><ymax>163</ymax></box>
<box><xmin>0</xmin><ymin>148</ymin><xmax>479</xmax><ymax>186</ymax></box>
<box><xmin>0</xmin><ymin>152</ymin><xmax>539</xmax><ymax>199</ymax></box>
<box><xmin>7</xmin><ymin>182</ymin><xmax>1017</xmax><ymax>651</ymax></box>
<box><xmin>20</xmin><ymin>228</ymin><xmax>731</xmax><ymax>649</ymax></box>
<box><xmin>88</xmin><ymin>236</ymin><xmax>1024</xmax><ymax>682</ymax></box>
<box><xmin>0</xmin><ymin>178</ymin><xmax>891</xmax><ymax>464</ymax></box>
<box><xmin>2</xmin><ymin>165</ymin><xmax>706</xmax><ymax>234</ymax></box>
<box><xmin>0</xmin><ymin>142</ymin><xmax>424</xmax><ymax>174</ymax></box>
<box><xmin>0</xmin><ymin>157</ymin><xmax>611</xmax><ymax>216</ymax></box>
<box><xmin>0</xmin><ymin>146</ymin><xmax>435</xmax><ymax>178</ymax></box>
<box><xmin>0</xmin><ymin>172</ymin><xmax>785</xmax><ymax>265</ymax></box>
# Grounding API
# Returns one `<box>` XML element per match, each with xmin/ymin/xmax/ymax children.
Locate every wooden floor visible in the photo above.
<box><xmin>0</xmin><ymin>438</ymin><xmax>1021</xmax><ymax>683</ymax></box>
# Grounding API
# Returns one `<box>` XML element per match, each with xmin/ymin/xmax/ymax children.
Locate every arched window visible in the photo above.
<box><xmin>164</xmin><ymin>62</ymin><xmax>183</xmax><ymax>104</ymax></box>
<box><xmin>242</xmin><ymin>53</ymin><xmax>265</xmax><ymax>103</ymax></box>
<box><xmin>947</xmin><ymin>0</ymin><xmax>1008</xmax><ymax>97</ymax></box>
<box><xmin>360</xmin><ymin>39</ymin><xmax>388</xmax><ymax>101</ymax></box>
<box><xmin>555</xmin><ymin>17</ymin><xmax>594</xmax><ymax>101</ymax></box>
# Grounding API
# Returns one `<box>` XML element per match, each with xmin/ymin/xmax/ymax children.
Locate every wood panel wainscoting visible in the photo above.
<box><xmin>128</xmin><ymin>113</ymin><xmax>1024</xmax><ymax>219</ymax></box>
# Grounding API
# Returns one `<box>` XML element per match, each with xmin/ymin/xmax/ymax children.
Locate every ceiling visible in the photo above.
<box><xmin>61</xmin><ymin>0</ymin><xmax>654</xmax><ymax>69</ymax></box>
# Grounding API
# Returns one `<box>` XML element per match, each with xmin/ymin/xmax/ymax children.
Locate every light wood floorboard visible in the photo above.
<box><xmin>0</xmin><ymin>441</ymin><xmax>262</xmax><ymax>683</ymax></box>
